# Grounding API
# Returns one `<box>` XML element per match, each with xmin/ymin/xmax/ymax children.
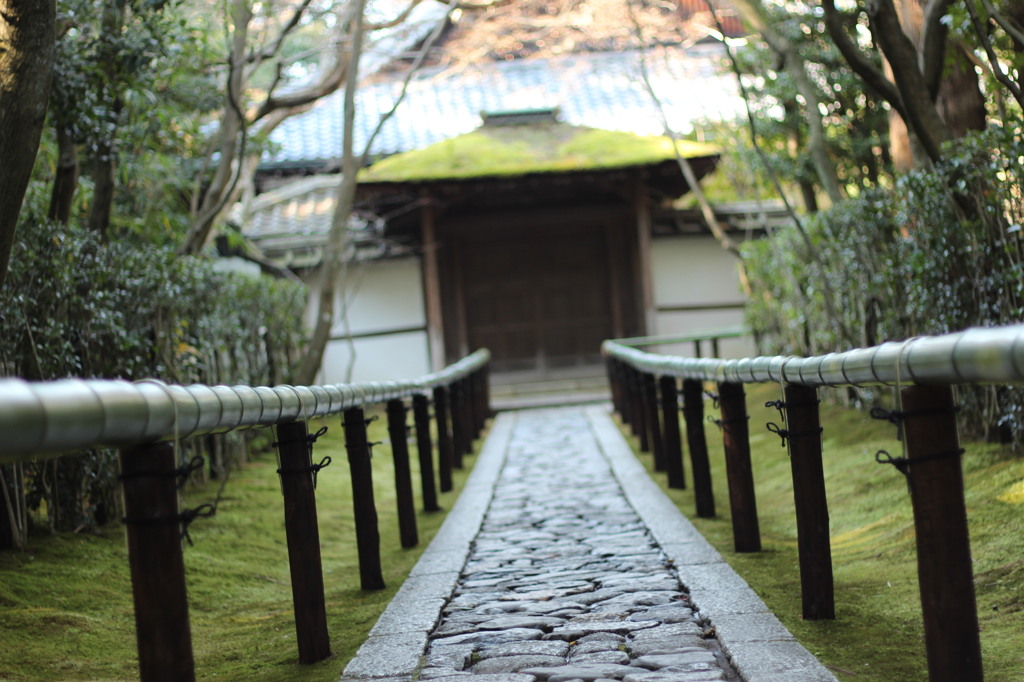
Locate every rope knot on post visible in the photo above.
<box><xmin>875</xmin><ymin>448</ymin><xmax>965</xmax><ymax>477</ymax></box>
<box><xmin>122</xmin><ymin>502</ymin><xmax>216</xmax><ymax>547</ymax></box>
<box><xmin>119</xmin><ymin>454</ymin><xmax>205</xmax><ymax>490</ymax></box>
<box><xmin>273</xmin><ymin>425</ymin><xmax>329</xmax><ymax>451</ymax></box>
<box><xmin>708</xmin><ymin>415</ymin><xmax>748</xmax><ymax>431</ymax></box>
<box><xmin>277</xmin><ymin>456</ymin><xmax>333</xmax><ymax>489</ymax></box>
<box><xmin>766</xmin><ymin>421</ymin><xmax>823</xmax><ymax>448</ymax></box>
<box><xmin>178</xmin><ymin>504</ymin><xmax>216</xmax><ymax>546</ymax></box>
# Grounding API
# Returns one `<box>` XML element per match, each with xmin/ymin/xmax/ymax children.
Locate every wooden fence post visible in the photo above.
<box><xmin>386</xmin><ymin>399</ymin><xmax>419</xmax><ymax>548</ymax></box>
<box><xmin>644</xmin><ymin>372</ymin><xmax>665</xmax><ymax>470</ymax></box>
<box><xmin>433</xmin><ymin>385</ymin><xmax>455</xmax><ymax>493</ymax></box>
<box><xmin>119</xmin><ymin>442</ymin><xmax>195</xmax><ymax>682</ymax></box>
<box><xmin>457</xmin><ymin>377</ymin><xmax>475</xmax><ymax>457</ymax></box>
<box><xmin>480</xmin><ymin>364</ymin><xmax>493</xmax><ymax>419</ymax></box>
<box><xmin>900</xmin><ymin>385</ymin><xmax>983</xmax><ymax>682</ymax></box>
<box><xmin>342</xmin><ymin>407</ymin><xmax>385</xmax><ymax>590</ymax></box>
<box><xmin>623</xmin><ymin>366</ymin><xmax>642</xmax><ymax>442</ymax></box>
<box><xmin>682</xmin><ymin>379</ymin><xmax>715</xmax><ymax>518</ymax></box>
<box><xmin>717</xmin><ymin>381</ymin><xmax>760</xmax><ymax>552</ymax></box>
<box><xmin>659</xmin><ymin>375</ymin><xmax>686</xmax><ymax>489</ymax></box>
<box><xmin>449</xmin><ymin>380</ymin><xmax>466</xmax><ymax>465</ymax></box>
<box><xmin>471</xmin><ymin>370</ymin><xmax>486</xmax><ymax>437</ymax></box>
<box><xmin>614</xmin><ymin>360</ymin><xmax>633</xmax><ymax>429</ymax></box>
<box><xmin>781</xmin><ymin>384</ymin><xmax>834</xmax><ymax>620</ymax></box>
<box><xmin>607</xmin><ymin>358</ymin><xmax>623</xmax><ymax>417</ymax></box>
<box><xmin>412</xmin><ymin>393</ymin><xmax>440</xmax><ymax>512</ymax></box>
<box><xmin>274</xmin><ymin>421</ymin><xmax>332</xmax><ymax>662</ymax></box>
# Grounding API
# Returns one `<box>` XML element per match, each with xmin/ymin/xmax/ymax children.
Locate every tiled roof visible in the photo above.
<box><xmin>262</xmin><ymin>42</ymin><xmax>742</xmax><ymax>169</ymax></box>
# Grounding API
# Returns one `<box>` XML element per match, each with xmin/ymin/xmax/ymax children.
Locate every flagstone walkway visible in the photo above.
<box><xmin>341</xmin><ymin>406</ymin><xmax>838</xmax><ymax>682</ymax></box>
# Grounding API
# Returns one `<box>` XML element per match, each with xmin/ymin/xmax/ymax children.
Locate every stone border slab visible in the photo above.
<box><xmin>584</xmin><ymin>405</ymin><xmax>839</xmax><ymax>682</ymax></box>
<box><xmin>341</xmin><ymin>411</ymin><xmax>518</xmax><ymax>681</ymax></box>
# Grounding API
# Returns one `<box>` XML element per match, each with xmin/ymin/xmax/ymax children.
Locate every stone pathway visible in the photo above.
<box><xmin>342</xmin><ymin>406</ymin><xmax>838</xmax><ymax>682</ymax></box>
<box><xmin>418</xmin><ymin>407</ymin><xmax>734</xmax><ymax>682</ymax></box>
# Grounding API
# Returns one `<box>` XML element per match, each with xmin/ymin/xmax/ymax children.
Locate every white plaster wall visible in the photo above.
<box><xmin>306</xmin><ymin>257</ymin><xmax>432</xmax><ymax>383</ymax></box>
<box><xmin>650</xmin><ymin>235</ymin><xmax>746</xmax><ymax>308</ymax></box>
<box><xmin>649</xmin><ymin>234</ymin><xmax>755</xmax><ymax>359</ymax></box>
<box><xmin>320</xmin><ymin>331</ymin><xmax>431</xmax><ymax>384</ymax></box>
<box><xmin>331</xmin><ymin>258</ymin><xmax>426</xmax><ymax>336</ymax></box>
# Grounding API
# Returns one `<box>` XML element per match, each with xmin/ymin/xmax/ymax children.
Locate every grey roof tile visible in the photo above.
<box><xmin>263</xmin><ymin>43</ymin><xmax>741</xmax><ymax>168</ymax></box>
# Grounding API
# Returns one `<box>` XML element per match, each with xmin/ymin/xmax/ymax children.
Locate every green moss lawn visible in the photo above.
<box><xmin>620</xmin><ymin>382</ymin><xmax>1024</xmax><ymax>681</ymax></box>
<box><xmin>0</xmin><ymin>413</ymin><xmax>480</xmax><ymax>680</ymax></box>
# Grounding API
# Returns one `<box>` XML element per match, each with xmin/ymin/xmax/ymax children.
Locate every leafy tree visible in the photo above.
<box><xmin>0</xmin><ymin>0</ymin><xmax>55</xmax><ymax>288</ymax></box>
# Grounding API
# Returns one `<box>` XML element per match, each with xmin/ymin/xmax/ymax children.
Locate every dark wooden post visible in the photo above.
<box><xmin>631</xmin><ymin>369</ymin><xmax>650</xmax><ymax>450</ymax></box>
<box><xmin>342</xmin><ymin>407</ymin><xmax>386</xmax><ymax>590</ymax></box>
<box><xmin>459</xmin><ymin>377</ymin><xmax>476</xmax><ymax>455</ymax></box>
<box><xmin>471</xmin><ymin>370</ymin><xmax>486</xmax><ymax>437</ymax></box>
<box><xmin>412</xmin><ymin>393</ymin><xmax>440</xmax><ymax>512</ymax></box>
<box><xmin>481</xmin><ymin>364</ymin><xmax>493</xmax><ymax>419</ymax></box>
<box><xmin>900</xmin><ymin>385</ymin><xmax>982</xmax><ymax>682</ymax></box>
<box><xmin>615</xmin><ymin>361</ymin><xmax>633</xmax><ymax>428</ymax></box>
<box><xmin>607</xmin><ymin>358</ymin><xmax>622</xmax><ymax>416</ymax></box>
<box><xmin>274</xmin><ymin>421</ymin><xmax>332</xmax><ymax>662</ymax></box>
<box><xmin>451</xmin><ymin>381</ymin><xmax>468</xmax><ymax>467</ymax></box>
<box><xmin>433</xmin><ymin>385</ymin><xmax>455</xmax><ymax>493</ymax></box>
<box><xmin>119</xmin><ymin>442</ymin><xmax>195</xmax><ymax>682</ymax></box>
<box><xmin>386</xmin><ymin>399</ymin><xmax>419</xmax><ymax>548</ymax></box>
<box><xmin>717</xmin><ymin>381</ymin><xmax>760</xmax><ymax>552</ymax></box>
<box><xmin>782</xmin><ymin>384</ymin><xmax>834</xmax><ymax>620</ymax></box>
<box><xmin>644</xmin><ymin>372</ymin><xmax>665</xmax><ymax>470</ymax></box>
<box><xmin>660</xmin><ymin>375</ymin><xmax>686</xmax><ymax>489</ymax></box>
<box><xmin>682</xmin><ymin>379</ymin><xmax>715</xmax><ymax>518</ymax></box>
<box><xmin>450</xmin><ymin>378</ymin><xmax>466</xmax><ymax>460</ymax></box>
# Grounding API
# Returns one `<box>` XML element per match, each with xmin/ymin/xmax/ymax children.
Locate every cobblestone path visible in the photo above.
<box><xmin>417</xmin><ymin>407</ymin><xmax>739</xmax><ymax>682</ymax></box>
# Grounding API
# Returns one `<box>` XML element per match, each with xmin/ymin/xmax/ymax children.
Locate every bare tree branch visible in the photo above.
<box><xmin>920</xmin><ymin>0</ymin><xmax>954</xmax><ymax>98</ymax></box>
<box><xmin>966</xmin><ymin>0</ymin><xmax>1024</xmax><ymax>110</ymax></box>
<box><xmin>729</xmin><ymin>0</ymin><xmax>844</xmax><ymax>203</ymax></box>
<box><xmin>626</xmin><ymin>1</ymin><xmax>739</xmax><ymax>257</ymax></box>
<box><xmin>981</xmin><ymin>0</ymin><xmax>1024</xmax><ymax>49</ymax></box>
<box><xmin>864</xmin><ymin>0</ymin><xmax>951</xmax><ymax>162</ymax></box>
<box><xmin>821</xmin><ymin>0</ymin><xmax>907</xmax><ymax>119</ymax></box>
<box><xmin>296</xmin><ymin>0</ymin><xmax>456</xmax><ymax>383</ymax></box>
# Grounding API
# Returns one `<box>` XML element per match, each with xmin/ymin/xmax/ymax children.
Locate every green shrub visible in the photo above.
<box><xmin>744</xmin><ymin>126</ymin><xmax>1024</xmax><ymax>442</ymax></box>
<box><xmin>0</xmin><ymin>216</ymin><xmax>307</xmax><ymax>533</ymax></box>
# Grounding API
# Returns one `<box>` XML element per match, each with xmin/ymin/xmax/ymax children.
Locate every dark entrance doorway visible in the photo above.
<box><xmin>440</xmin><ymin>205</ymin><xmax>642</xmax><ymax>377</ymax></box>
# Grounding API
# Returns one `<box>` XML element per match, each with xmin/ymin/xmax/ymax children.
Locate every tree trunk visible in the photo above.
<box><xmin>936</xmin><ymin>47</ymin><xmax>987</xmax><ymax>137</ymax></box>
<box><xmin>295</xmin><ymin>0</ymin><xmax>366</xmax><ymax>386</ymax></box>
<box><xmin>87</xmin><ymin>137</ymin><xmax>117</xmax><ymax>234</ymax></box>
<box><xmin>731</xmin><ymin>0</ymin><xmax>844</xmax><ymax>203</ymax></box>
<box><xmin>48</xmin><ymin>125</ymin><xmax>79</xmax><ymax>224</ymax></box>
<box><xmin>0</xmin><ymin>0</ymin><xmax>55</xmax><ymax>288</ymax></box>
<box><xmin>86</xmin><ymin>0</ymin><xmax>126</xmax><ymax>236</ymax></box>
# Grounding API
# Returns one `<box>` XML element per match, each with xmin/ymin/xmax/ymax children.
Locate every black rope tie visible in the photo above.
<box><xmin>870</xmin><ymin>405</ymin><xmax>961</xmax><ymax>439</ymax></box>
<box><xmin>765</xmin><ymin>398</ymin><xmax>821</xmax><ymax>413</ymax></box>
<box><xmin>708</xmin><ymin>415</ymin><xmax>749</xmax><ymax>431</ymax></box>
<box><xmin>704</xmin><ymin>391</ymin><xmax>720</xmax><ymax>408</ymax></box>
<box><xmin>273</xmin><ymin>425</ymin><xmax>329</xmax><ymax>451</ymax></box>
<box><xmin>870</xmin><ymin>405</ymin><xmax>961</xmax><ymax>425</ymax></box>
<box><xmin>122</xmin><ymin>503</ymin><xmax>216</xmax><ymax>546</ymax></box>
<box><xmin>875</xmin><ymin>448</ymin><xmax>966</xmax><ymax>477</ymax></box>
<box><xmin>274</xmin><ymin>426</ymin><xmax>331</xmax><ymax>488</ymax></box>
<box><xmin>119</xmin><ymin>455</ymin><xmax>206</xmax><ymax>490</ymax></box>
<box><xmin>277</xmin><ymin>456</ymin><xmax>333</xmax><ymax>489</ymax></box>
<box><xmin>766</xmin><ymin>421</ymin><xmax>823</xmax><ymax>448</ymax></box>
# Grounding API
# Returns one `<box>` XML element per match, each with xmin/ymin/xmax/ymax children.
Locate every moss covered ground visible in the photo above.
<box><xmin>0</xmin><ymin>413</ymin><xmax>479</xmax><ymax>680</ymax></box>
<box><xmin>620</xmin><ymin>382</ymin><xmax>1024</xmax><ymax>681</ymax></box>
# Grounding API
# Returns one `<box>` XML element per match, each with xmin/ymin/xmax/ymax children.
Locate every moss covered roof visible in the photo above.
<box><xmin>357</xmin><ymin>122</ymin><xmax>719</xmax><ymax>184</ymax></box>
